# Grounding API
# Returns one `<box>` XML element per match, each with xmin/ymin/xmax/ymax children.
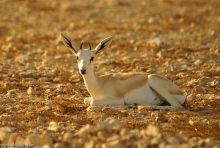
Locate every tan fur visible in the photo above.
<box><xmin>148</xmin><ymin>74</ymin><xmax>184</xmax><ymax>95</ymax></box>
<box><xmin>97</xmin><ymin>72</ymin><xmax>148</xmax><ymax>98</ymax></box>
<box><xmin>168</xmin><ymin>89</ymin><xmax>183</xmax><ymax>95</ymax></box>
<box><xmin>98</xmin><ymin>72</ymin><xmax>146</xmax><ymax>80</ymax></box>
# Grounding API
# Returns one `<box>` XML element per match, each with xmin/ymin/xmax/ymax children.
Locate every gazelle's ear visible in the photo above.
<box><xmin>61</xmin><ymin>33</ymin><xmax>78</xmax><ymax>55</ymax></box>
<box><xmin>94</xmin><ymin>36</ymin><xmax>112</xmax><ymax>54</ymax></box>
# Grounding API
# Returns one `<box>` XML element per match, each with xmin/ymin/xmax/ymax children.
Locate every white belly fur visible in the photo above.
<box><xmin>124</xmin><ymin>83</ymin><xmax>163</xmax><ymax>105</ymax></box>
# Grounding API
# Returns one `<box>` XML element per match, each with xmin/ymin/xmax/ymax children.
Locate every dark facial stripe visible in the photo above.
<box><xmin>96</xmin><ymin>39</ymin><xmax>109</xmax><ymax>54</ymax></box>
<box><xmin>61</xmin><ymin>33</ymin><xmax>77</xmax><ymax>53</ymax></box>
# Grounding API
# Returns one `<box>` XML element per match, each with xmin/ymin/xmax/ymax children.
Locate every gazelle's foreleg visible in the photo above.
<box><xmin>148</xmin><ymin>75</ymin><xmax>184</xmax><ymax>109</ymax></box>
<box><xmin>90</xmin><ymin>97</ymin><xmax>124</xmax><ymax>107</ymax></box>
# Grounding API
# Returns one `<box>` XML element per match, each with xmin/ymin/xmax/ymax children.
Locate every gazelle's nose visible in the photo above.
<box><xmin>80</xmin><ymin>69</ymin><xmax>86</xmax><ymax>75</ymax></box>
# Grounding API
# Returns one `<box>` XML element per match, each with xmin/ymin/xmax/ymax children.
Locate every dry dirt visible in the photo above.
<box><xmin>0</xmin><ymin>0</ymin><xmax>220</xmax><ymax>147</ymax></box>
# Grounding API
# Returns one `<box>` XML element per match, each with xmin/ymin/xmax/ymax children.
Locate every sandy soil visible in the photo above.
<box><xmin>0</xmin><ymin>0</ymin><xmax>220</xmax><ymax>147</ymax></box>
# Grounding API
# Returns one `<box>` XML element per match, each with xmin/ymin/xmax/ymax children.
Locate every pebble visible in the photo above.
<box><xmin>48</xmin><ymin>121</ymin><xmax>59</xmax><ymax>132</ymax></box>
<box><xmin>25</xmin><ymin>133</ymin><xmax>52</xmax><ymax>147</ymax></box>
<box><xmin>27</xmin><ymin>87</ymin><xmax>36</xmax><ymax>95</ymax></box>
<box><xmin>7</xmin><ymin>133</ymin><xmax>19</xmax><ymax>144</ymax></box>
<box><xmin>146</xmin><ymin>125</ymin><xmax>161</xmax><ymax>137</ymax></box>
<box><xmin>77</xmin><ymin>125</ymin><xmax>92</xmax><ymax>136</ymax></box>
<box><xmin>147</xmin><ymin>38</ymin><xmax>166</xmax><ymax>48</ymax></box>
<box><xmin>189</xmin><ymin>119</ymin><xmax>195</xmax><ymax>126</ymax></box>
<box><xmin>156</xmin><ymin>49</ymin><xmax>171</xmax><ymax>58</ymax></box>
<box><xmin>194</xmin><ymin>59</ymin><xmax>204</xmax><ymax>66</ymax></box>
<box><xmin>37</xmin><ymin>116</ymin><xmax>47</xmax><ymax>124</ymax></box>
<box><xmin>6</xmin><ymin>89</ymin><xmax>19</xmax><ymax>97</ymax></box>
<box><xmin>0</xmin><ymin>127</ymin><xmax>12</xmax><ymax>143</ymax></box>
<box><xmin>63</xmin><ymin>132</ymin><xmax>73</xmax><ymax>143</ymax></box>
<box><xmin>108</xmin><ymin>119</ymin><xmax>121</xmax><ymax>129</ymax></box>
<box><xmin>193</xmin><ymin>85</ymin><xmax>206</xmax><ymax>93</ymax></box>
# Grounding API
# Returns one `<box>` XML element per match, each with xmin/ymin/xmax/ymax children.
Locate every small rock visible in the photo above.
<box><xmin>45</xmin><ymin>89</ymin><xmax>51</xmax><ymax>94</ymax></box>
<box><xmin>165</xmin><ymin>136</ymin><xmax>182</xmax><ymax>145</ymax></box>
<box><xmin>6</xmin><ymin>36</ymin><xmax>15</xmax><ymax>42</ymax></box>
<box><xmin>107</xmin><ymin>139</ymin><xmax>122</xmax><ymax>147</ymax></box>
<box><xmin>130</xmin><ymin>40</ymin><xmax>135</xmax><ymax>44</ymax></box>
<box><xmin>53</xmin><ymin>76</ymin><xmax>62</xmax><ymax>82</ymax></box>
<box><xmin>85</xmin><ymin>141</ymin><xmax>95</xmax><ymax>148</ymax></box>
<box><xmin>56</xmin><ymin>84</ymin><xmax>69</xmax><ymax>93</ymax></box>
<box><xmin>96</xmin><ymin>121</ymin><xmax>109</xmax><ymax>129</ymax></box>
<box><xmin>148</xmin><ymin>17</ymin><xmax>155</xmax><ymax>24</ymax></box>
<box><xmin>8</xmin><ymin>133</ymin><xmax>19</xmax><ymax>144</ymax></box>
<box><xmin>27</xmin><ymin>87</ymin><xmax>36</xmax><ymax>95</ymax></box>
<box><xmin>0</xmin><ymin>127</ymin><xmax>12</xmax><ymax>143</ymax></box>
<box><xmin>15</xmin><ymin>136</ymin><xmax>25</xmax><ymax>144</ymax></box>
<box><xmin>194</xmin><ymin>59</ymin><xmax>204</xmax><ymax>66</ymax></box>
<box><xmin>210</xmin><ymin>80</ymin><xmax>218</xmax><ymax>87</ymax></box>
<box><xmin>150</xmin><ymin>137</ymin><xmax>162</xmax><ymax>145</ymax></box>
<box><xmin>25</xmin><ymin>134</ymin><xmax>40</xmax><ymax>145</ymax></box>
<box><xmin>187</xmin><ymin>79</ymin><xmax>198</xmax><ymax>87</ymax></box>
<box><xmin>146</xmin><ymin>125</ymin><xmax>161</xmax><ymax>137</ymax></box>
<box><xmin>46</xmin><ymin>103</ymin><xmax>52</xmax><ymax>111</ymax></box>
<box><xmin>147</xmin><ymin>38</ymin><xmax>166</xmax><ymax>48</ymax></box>
<box><xmin>40</xmin><ymin>133</ymin><xmax>53</xmax><ymax>147</ymax></box>
<box><xmin>156</xmin><ymin>50</ymin><xmax>170</xmax><ymax>58</ymax></box>
<box><xmin>38</xmin><ymin>77</ymin><xmax>50</xmax><ymax>82</ymax></box>
<box><xmin>77</xmin><ymin>125</ymin><xmax>92</xmax><ymax>136</ymax></box>
<box><xmin>193</xmin><ymin>85</ymin><xmax>206</xmax><ymax>93</ymax></box>
<box><xmin>37</xmin><ymin>116</ymin><xmax>47</xmax><ymax>124</ymax></box>
<box><xmin>189</xmin><ymin>119</ymin><xmax>194</xmax><ymax>126</ymax></box>
<box><xmin>48</xmin><ymin>121</ymin><xmax>59</xmax><ymax>132</ymax></box>
<box><xmin>25</xmin><ymin>133</ymin><xmax>52</xmax><ymax>147</ymax></box>
<box><xmin>54</xmin><ymin>143</ymin><xmax>65</xmax><ymax>148</ymax></box>
<box><xmin>108</xmin><ymin>119</ymin><xmax>121</xmax><ymax>129</ymax></box>
<box><xmin>63</xmin><ymin>132</ymin><xmax>73</xmax><ymax>143</ymax></box>
<box><xmin>107</xmin><ymin>135</ymin><xmax>120</xmax><ymax>143</ymax></box>
<box><xmin>199</xmin><ymin>77</ymin><xmax>211</xmax><ymax>84</ymax></box>
<box><xmin>6</xmin><ymin>89</ymin><xmax>19</xmax><ymax>97</ymax></box>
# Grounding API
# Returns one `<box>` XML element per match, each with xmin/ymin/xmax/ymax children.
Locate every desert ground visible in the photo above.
<box><xmin>0</xmin><ymin>0</ymin><xmax>220</xmax><ymax>147</ymax></box>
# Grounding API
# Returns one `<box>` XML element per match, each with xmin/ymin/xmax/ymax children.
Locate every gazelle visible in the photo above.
<box><xmin>61</xmin><ymin>33</ymin><xmax>186</xmax><ymax>109</ymax></box>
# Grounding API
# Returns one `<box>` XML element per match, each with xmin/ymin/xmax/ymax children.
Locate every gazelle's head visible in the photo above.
<box><xmin>61</xmin><ymin>33</ymin><xmax>112</xmax><ymax>75</ymax></box>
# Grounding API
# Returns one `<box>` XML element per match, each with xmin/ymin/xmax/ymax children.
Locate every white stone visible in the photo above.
<box><xmin>27</xmin><ymin>87</ymin><xmax>36</xmax><ymax>95</ymax></box>
<box><xmin>48</xmin><ymin>121</ymin><xmax>59</xmax><ymax>132</ymax></box>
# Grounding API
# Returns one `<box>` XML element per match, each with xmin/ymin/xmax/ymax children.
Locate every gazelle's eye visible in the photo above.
<box><xmin>90</xmin><ymin>57</ymin><xmax>94</xmax><ymax>62</ymax></box>
<box><xmin>76</xmin><ymin>56</ymin><xmax>79</xmax><ymax>60</ymax></box>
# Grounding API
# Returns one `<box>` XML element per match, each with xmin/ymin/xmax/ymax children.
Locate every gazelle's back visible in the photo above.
<box><xmin>97</xmin><ymin>72</ymin><xmax>150</xmax><ymax>98</ymax></box>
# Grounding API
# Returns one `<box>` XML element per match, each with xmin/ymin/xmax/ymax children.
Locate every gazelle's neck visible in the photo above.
<box><xmin>82</xmin><ymin>64</ymin><xmax>102</xmax><ymax>99</ymax></box>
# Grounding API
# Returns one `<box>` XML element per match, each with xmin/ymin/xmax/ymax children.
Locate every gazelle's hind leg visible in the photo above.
<box><xmin>174</xmin><ymin>94</ymin><xmax>186</xmax><ymax>104</ymax></box>
<box><xmin>148</xmin><ymin>74</ymin><xmax>186</xmax><ymax>109</ymax></box>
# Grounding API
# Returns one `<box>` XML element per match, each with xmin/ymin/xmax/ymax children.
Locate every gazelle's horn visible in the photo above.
<box><xmin>88</xmin><ymin>42</ymin><xmax>92</xmax><ymax>50</ymax></box>
<box><xmin>80</xmin><ymin>40</ymin><xmax>84</xmax><ymax>49</ymax></box>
